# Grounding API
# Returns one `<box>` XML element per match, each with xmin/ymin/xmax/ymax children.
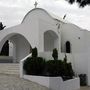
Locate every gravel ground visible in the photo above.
<box><xmin>0</xmin><ymin>74</ymin><xmax>49</xmax><ymax>90</ymax></box>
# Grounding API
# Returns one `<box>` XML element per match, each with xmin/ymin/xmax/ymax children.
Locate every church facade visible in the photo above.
<box><xmin>0</xmin><ymin>8</ymin><xmax>90</xmax><ymax>85</ymax></box>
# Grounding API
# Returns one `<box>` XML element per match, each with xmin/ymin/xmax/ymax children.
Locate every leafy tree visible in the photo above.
<box><xmin>0</xmin><ymin>22</ymin><xmax>6</xmax><ymax>30</ymax></box>
<box><xmin>66</xmin><ymin>0</ymin><xmax>90</xmax><ymax>7</ymax></box>
<box><xmin>52</xmin><ymin>48</ymin><xmax>58</xmax><ymax>60</ymax></box>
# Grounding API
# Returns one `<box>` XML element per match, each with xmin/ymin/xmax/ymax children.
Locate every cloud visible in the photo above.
<box><xmin>39</xmin><ymin>0</ymin><xmax>90</xmax><ymax>30</ymax></box>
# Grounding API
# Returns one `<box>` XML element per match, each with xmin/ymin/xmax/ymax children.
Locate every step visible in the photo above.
<box><xmin>0</xmin><ymin>63</ymin><xmax>19</xmax><ymax>75</ymax></box>
<box><xmin>0</xmin><ymin>56</ymin><xmax>13</xmax><ymax>63</ymax></box>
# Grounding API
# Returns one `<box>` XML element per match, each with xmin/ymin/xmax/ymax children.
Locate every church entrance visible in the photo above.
<box><xmin>44</xmin><ymin>30</ymin><xmax>59</xmax><ymax>52</ymax></box>
<box><xmin>0</xmin><ymin>33</ymin><xmax>31</xmax><ymax>63</ymax></box>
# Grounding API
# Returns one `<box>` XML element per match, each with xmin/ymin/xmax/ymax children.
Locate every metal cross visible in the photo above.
<box><xmin>34</xmin><ymin>1</ymin><xmax>38</xmax><ymax>8</ymax></box>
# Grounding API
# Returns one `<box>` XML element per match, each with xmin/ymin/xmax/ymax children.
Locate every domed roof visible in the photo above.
<box><xmin>22</xmin><ymin>8</ymin><xmax>68</xmax><ymax>23</ymax></box>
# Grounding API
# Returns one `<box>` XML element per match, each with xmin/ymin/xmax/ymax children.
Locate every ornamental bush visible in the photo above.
<box><xmin>23</xmin><ymin>47</ymin><xmax>74</xmax><ymax>80</ymax></box>
<box><xmin>23</xmin><ymin>57</ymin><xmax>46</xmax><ymax>75</ymax></box>
<box><xmin>63</xmin><ymin>54</ymin><xmax>67</xmax><ymax>63</ymax></box>
<box><xmin>46</xmin><ymin>60</ymin><xmax>74</xmax><ymax>79</ymax></box>
<box><xmin>62</xmin><ymin>62</ymin><xmax>74</xmax><ymax>80</ymax></box>
<box><xmin>23</xmin><ymin>47</ymin><xmax>46</xmax><ymax>75</ymax></box>
<box><xmin>52</xmin><ymin>48</ymin><xmax>58</xmax><ymax>60</ymax></box>
<box><xmin>46</xmin><ymin>60</ymin><xmax>63</xmax><ymax>76</ymax></box>
<box><xmin>32</xmin><ymin>47</ymin><xmax>38</xmax><ymax>58</ymax></box>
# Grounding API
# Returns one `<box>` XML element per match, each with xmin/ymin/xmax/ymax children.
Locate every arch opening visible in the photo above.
<box><xmin>44</xmin><ymin>30</ymin><xmax>59</xmax><ymax>52</ymax></box>
<box><xmin>0</xmin><ymin>33</ymin><xmax>32</xmax><ymax>63</ymax></box>
<box><xmin>0</xmin><ymin>40</ymin><xmax>9</xmax><ymax>56</ymax></box>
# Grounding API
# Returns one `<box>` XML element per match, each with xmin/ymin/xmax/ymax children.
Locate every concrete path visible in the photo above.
<box><xmin>80</xmin><ymin>86</ymin><xmax>90</xmax><ymax>90</ymax></box>
<box><xmin>0</xmin><ymin>74</ymin><xmax>49</xmax><ymax>90</ymax></box>
<box><xmin>0</xmin><ymin>74</ymin><xmax>90</xmax><ymax>90</ymax></box>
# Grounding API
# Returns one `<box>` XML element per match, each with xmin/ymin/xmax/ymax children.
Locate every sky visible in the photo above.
<box><xmin>0</xmin><ymin>0</ymin><xmax>90</xmax><ymax>31</ymax></box>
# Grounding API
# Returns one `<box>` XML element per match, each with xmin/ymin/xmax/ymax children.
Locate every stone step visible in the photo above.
<box><xmin>0</xmin><ymin>63</ymin><xmax>19</xmax><ymax>75</ymax></box>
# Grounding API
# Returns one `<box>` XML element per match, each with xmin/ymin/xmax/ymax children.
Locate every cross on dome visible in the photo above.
<box><xmin>34</xmin><ymin>1</ymin><xmax>38</xmax><ymax>8</ymax></box>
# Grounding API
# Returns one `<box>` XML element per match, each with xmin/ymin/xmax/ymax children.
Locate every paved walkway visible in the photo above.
<box><xmin>0</xmin><ymin>73</ymin><xmax>89</xmax><ymax>90</ymax></box>
<box><xmin>80</xmin><ymin>86</ymin><xmax>90</xmax><ymax>90</ymax></box>
<box><xmin>0</xmin><ymin>74</ymin><xmax>49</xmax><ymax>90</ymax></box>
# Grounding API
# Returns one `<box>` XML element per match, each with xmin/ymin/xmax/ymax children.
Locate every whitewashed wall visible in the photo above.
<box><xmin>0</xmin><ymin>8</ymin><xmax>61</xmax><ymax>61</ymax></box>
<box><xmin>60</xmin><ymin>23</ymin><xmax>86</xmax><ymax>53</ymax></box>
<box><xmin>0</xmin><ymin>7</ymin><xmax>89</xmax><ymax>86</ymax></box>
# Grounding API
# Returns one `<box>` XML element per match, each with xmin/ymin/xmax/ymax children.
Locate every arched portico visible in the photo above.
<box><xmin>44</xmin><ymin>30</ymin><xmax>59</xmax><ymax>52</ymax></box>
<box><xmin>0</xmin><ymin>33</ymin><xmax>32</xmax><ymax>63</ymax></box>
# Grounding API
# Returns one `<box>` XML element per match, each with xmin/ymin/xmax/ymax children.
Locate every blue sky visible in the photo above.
<box><xmin>0</xmin><ymin>0</ymin><xmax>90</xmax><ymax>31</ymax></box>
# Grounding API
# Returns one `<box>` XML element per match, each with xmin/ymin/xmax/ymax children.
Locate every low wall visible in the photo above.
<box><xmin>20</xmin><ymin>53</ymin><xmax>80</xmax><ymax>90</ymax></box>
<box><xmin>63</xmin><ymin>78</ymin><xmax>80</xmax><ymax>90</ymax></box>
<box><xmin>23</xmin><ymin>75</ymin><xmax>80</xmax><ymax>90</ymax></box>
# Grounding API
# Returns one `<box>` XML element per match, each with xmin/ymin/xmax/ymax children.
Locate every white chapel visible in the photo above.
<box><xmin>0</xmin><ymin>6</ymin><xmax>90</xmax><ymax>85</ymax></box>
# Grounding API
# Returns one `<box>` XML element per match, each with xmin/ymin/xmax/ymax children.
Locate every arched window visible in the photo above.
<box><xmin>66</xmin><ymin>41</ymin><xmax>71</xmax><ymax>53</ymax></box>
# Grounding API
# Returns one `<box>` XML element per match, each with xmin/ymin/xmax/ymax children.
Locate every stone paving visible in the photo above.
<box><xmin>0</xmin><ymin>74</ymin><xmax>49</xmax><ymax>90</ymax></box>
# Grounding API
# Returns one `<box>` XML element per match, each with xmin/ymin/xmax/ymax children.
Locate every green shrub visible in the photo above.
<box><xmin>23</xmin><ymin>47</ymin><xmax>46</xmax><ymax>75</ymax></box>
<box><xmin>63</xmin><ymin>54</ymin><xmax>67</xmax><ymax>63</ymax></box>
<box><xmin>66</xmin><ymin>63</ymin><xmax>74</xmax><ymax>78</ymax></box>
<box><xmin>23</xmin><ymin>57</ymin><xmax>46</xmax><ymax>75</ymax></box>
<box><xmin>62</xmin><ymin>62</ymin><xmax>74</xmax><ymax>80</ymax></box>
<box><xmin>46</xmin><ymin>60</ymin><xmax>63</xmax><ymax>76</ymax></box>
<box><xmin>23</xmin><ymin>47</ymin><xmax>74</xmax><ymax>80</ymax></box>
<box><xmin>52</xmin><ymin>48</ymin><xmax>58</xmax><ymax>60</ymax></box>
<box><xmin>23</xmin><ymin>58</ymin><xmax>74</xmax><ymax>79</ymax></box>
<box><xmin>32</xmin><ymin>47</ymin><xmax>38</xmax><ymax>57</ymax></box>
<box><xmin>46</xmin><ymin>60</ymin><xmax>74</xmax><ymax>80</ymax></box>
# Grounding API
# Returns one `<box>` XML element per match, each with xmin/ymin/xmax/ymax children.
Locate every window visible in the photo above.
<box><xmin>66</xmin><ymin>41</ymin><xmax>71</xmax><ymax>53</ymax></box>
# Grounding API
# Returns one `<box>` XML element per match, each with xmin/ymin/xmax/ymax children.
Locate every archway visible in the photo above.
<box><xmin>0</xmin><ymin>33</ymin><xmax>32</xmax><ymax>63</ymax></box>
<box><xmin>66</xmin><ymin>41</ymin><xmax>71</xmax><ymax>53</ymax></box>
<box><xmin>44</xmin><ymin>30</ymin><xmax>59</xmax><ymax>52</ymax></box>
<box><xmin>0</xmin><ymin>40</ymin><xmax>9</xmax><ymax>56</ymax></box>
